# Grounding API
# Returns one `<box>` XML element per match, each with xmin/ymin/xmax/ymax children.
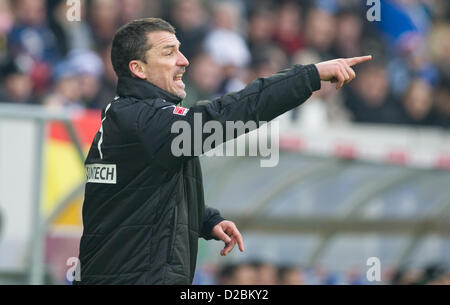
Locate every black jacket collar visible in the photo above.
<box><xmin>116</xmin><ymin>76</ymin><xmax>182</xmax><ymax>105</ymax></box>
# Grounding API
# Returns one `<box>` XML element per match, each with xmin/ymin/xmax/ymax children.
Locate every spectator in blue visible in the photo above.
<box><xmin>8</xmin><ymin>0</ymin><xmax>61</xmax><ymax>64</ymax></box>
<box><xmin>7</xmin><ymin>0</ymin><xmax>62</xmax><ymax>97</ymax></box>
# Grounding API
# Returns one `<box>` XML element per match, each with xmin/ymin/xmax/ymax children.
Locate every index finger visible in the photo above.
<box><xmin>345</xmin><ymin>55</ymin><xmax>372</xmax><ymax>66</ymax></box>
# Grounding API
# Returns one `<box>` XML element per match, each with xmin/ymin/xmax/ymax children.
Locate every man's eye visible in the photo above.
<box><xmin>166</xmin><ymin>52</ymin><xmax>173</xmax><ymax>56</ymax></box>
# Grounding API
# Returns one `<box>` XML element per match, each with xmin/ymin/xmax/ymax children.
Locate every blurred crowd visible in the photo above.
<box><xmin>192</xmin><ymin>261</ymin><xmax>450</xmax><ymax>285</ymax></box>
<box><xmin>0</xmin><ymin>0</ymin><xmax>449</xmax><ymax>127</ymax></box>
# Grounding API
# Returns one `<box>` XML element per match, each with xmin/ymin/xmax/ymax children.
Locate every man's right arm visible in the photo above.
<box><xmin>136</xmin><ymin>64</ymin><xmax>320</xmax><ymax>164</ymax></box>
<box><xmin>189</xmin><ymin>63</ymin><xmax>321</xmax><ymax>124</ymax></box>
<box><xmin>136</xmin><ymin>56</ymin><xmax>372</xmax><ymax>163</ymax></box>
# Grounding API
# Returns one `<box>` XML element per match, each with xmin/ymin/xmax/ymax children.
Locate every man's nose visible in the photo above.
<box><xmin>177</xmin><ymin>51</ymin><xmax>189</xmax><ymax>67</ymax></box>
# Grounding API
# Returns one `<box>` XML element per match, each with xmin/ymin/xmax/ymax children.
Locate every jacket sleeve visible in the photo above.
<box><xmin>136</xmin><ymin>64</ymin><xmax>321</xmax><ymax>166</ymax></box>
<box><xmin>200</xmin><ymin>206</ymin><xmax>225</xmax><ymax>240</ymax></box>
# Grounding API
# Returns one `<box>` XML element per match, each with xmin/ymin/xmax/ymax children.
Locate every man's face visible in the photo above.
<box><xmin>141</xmin><ymin>31</ymin><xmax>189</xmax><ymax>99</ymax></box>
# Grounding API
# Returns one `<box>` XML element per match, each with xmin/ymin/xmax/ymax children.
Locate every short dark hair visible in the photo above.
<box><xmin>111</xmin><ymin>18</ymin><xmax>176</xmax><ymax>78</ymax></box>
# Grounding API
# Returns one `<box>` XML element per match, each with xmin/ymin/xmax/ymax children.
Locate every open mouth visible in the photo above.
<box><xmin>173</xmin><ymin>73</ymin><xmax>184</xmax><ymax>81</ymax></box>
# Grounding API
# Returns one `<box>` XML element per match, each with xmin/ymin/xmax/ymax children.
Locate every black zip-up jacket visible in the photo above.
<box><xmin>75</xmin><ymin>64</ymin><xmax>321</xmax><ymax>285</ymax></box>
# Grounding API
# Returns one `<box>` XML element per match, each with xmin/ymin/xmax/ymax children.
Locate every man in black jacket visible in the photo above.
<box><xmin>75</xmin><ymin>18</ymin><xmax>371</xmax><ymax>284</ymax></box>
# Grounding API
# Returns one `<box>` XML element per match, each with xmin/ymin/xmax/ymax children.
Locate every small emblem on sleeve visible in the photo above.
<box><xmin>173</xmin><ymin>106</ymin><xmax>189</xmax><ymax>116</ymax></box>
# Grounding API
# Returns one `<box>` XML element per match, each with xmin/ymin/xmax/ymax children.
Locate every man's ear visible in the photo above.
<box><xmin>129</xmin><ymin>60</ymin><xmax>146</xmax><ymax>79</ymax></box>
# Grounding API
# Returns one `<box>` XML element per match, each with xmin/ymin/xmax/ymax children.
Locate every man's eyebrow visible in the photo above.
<box><xmin>162</xmin><ymin>43</ymin><xmax>181</xmax><ymax>49</ymax></box>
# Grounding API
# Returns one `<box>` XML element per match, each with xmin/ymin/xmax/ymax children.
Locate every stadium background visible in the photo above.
<box><xmin>0</xmin><ymin>0</ymin><xmax>449</xmax><ymax>284</ymax></box>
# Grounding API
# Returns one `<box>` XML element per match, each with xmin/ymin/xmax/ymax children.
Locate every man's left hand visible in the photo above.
<box><xmin>212</xmin><ymin>220</ymin><xmax>245</xmax><ymax>256</ymax></box>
